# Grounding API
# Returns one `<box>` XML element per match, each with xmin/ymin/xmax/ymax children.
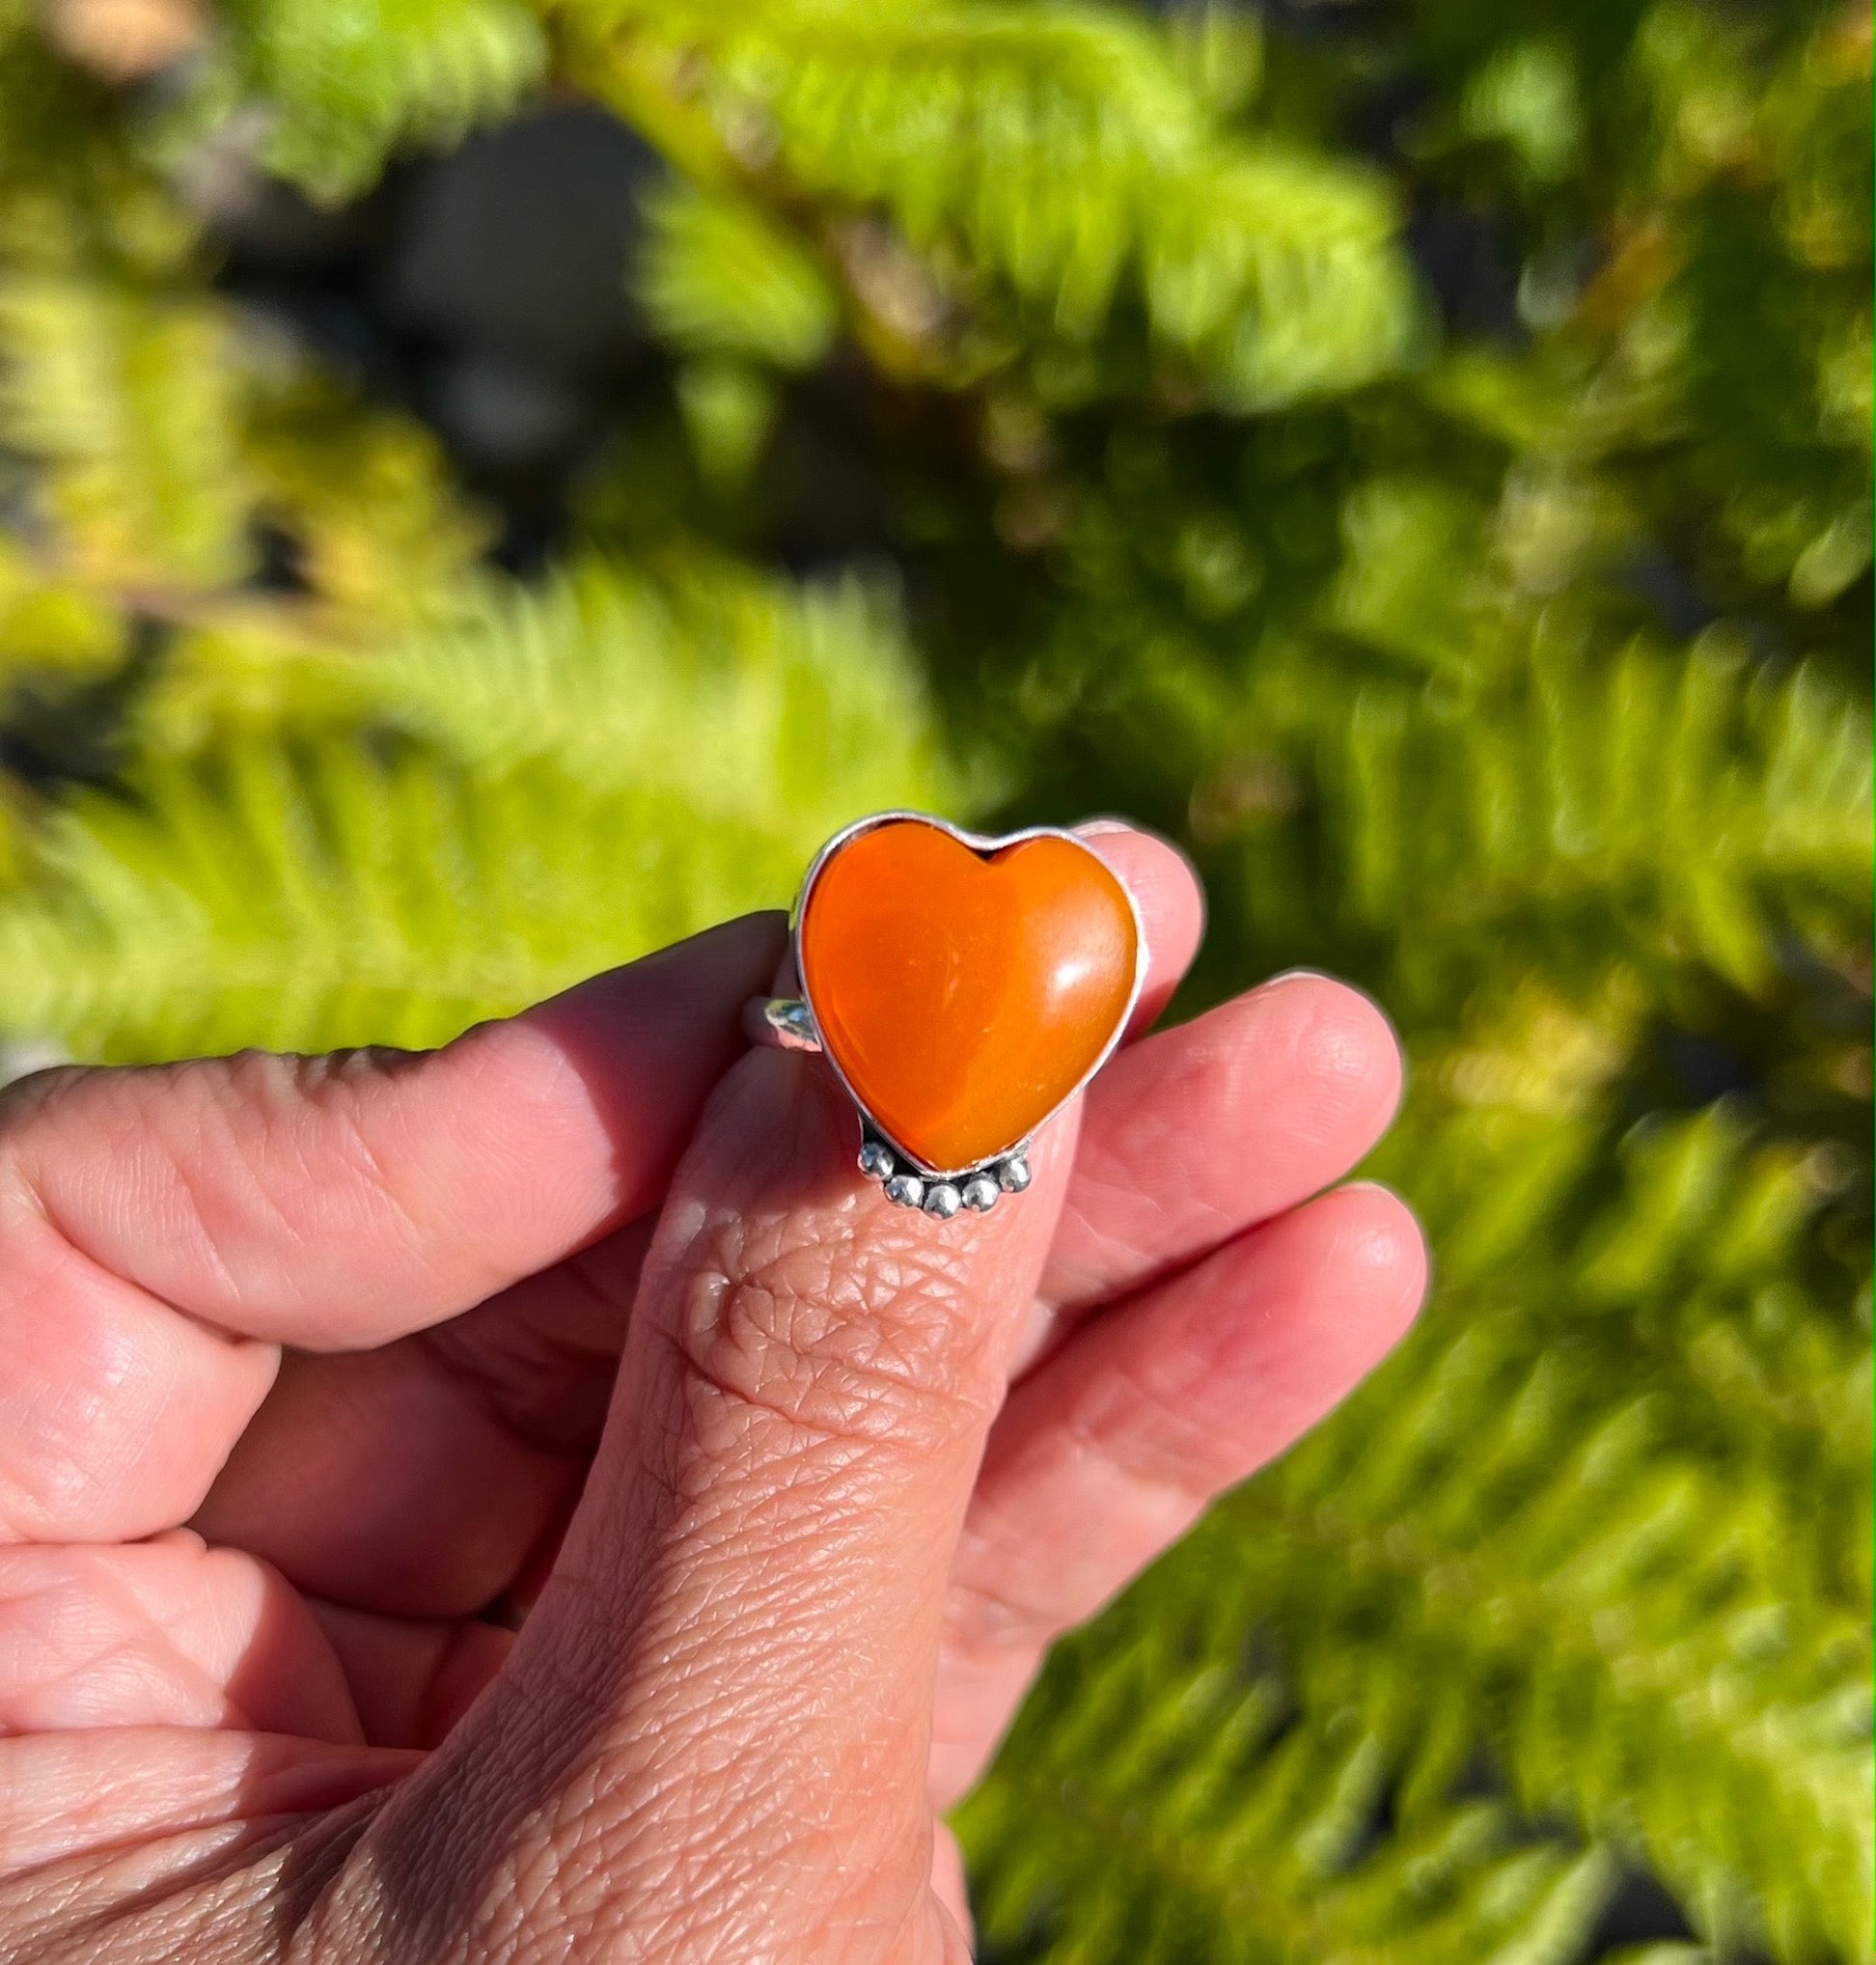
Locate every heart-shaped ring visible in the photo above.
<box><xmin>751</xmin><ymin>812</ymin><xmax>1145</xmax><ymax>1219</ymax></box>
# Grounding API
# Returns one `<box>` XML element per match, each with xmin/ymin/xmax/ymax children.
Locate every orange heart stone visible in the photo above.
<box><xmin>798</xmin><ymin>818</ymin><xmax>1140</xmax><ymax>1174</ymax></box>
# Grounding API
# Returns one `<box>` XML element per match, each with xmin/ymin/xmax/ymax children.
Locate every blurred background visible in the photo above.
<box><xmin>0</xmin><ymin>0</ymin><xmax>1868</xmax><ymax>1958</ymax></box>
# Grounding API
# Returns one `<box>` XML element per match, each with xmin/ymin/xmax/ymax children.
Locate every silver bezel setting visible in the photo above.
<box><xmin>775</xmin><ymin>810</ymin><xmax>1148</xmax><ymax>1212</ymax></box>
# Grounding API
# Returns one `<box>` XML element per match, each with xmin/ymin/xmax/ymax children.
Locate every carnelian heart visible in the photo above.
<box><xmin>798</xmin><ymin>818</ymin><xmax>1140</xmax><ymax>1174</ymax></box>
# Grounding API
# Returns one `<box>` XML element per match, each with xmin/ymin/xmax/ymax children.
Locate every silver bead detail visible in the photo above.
<box><xmin>922</xmin><ymin>1181</ymin><xmax>962</xmax><ymax>1220</ymax></box>
<box><xmin>961</xmin><ymin>1174</ymin><xmax>1000</xmax><ymax>1212</ymax></box>
<box><xmin>857</xmin><ymin>1140</ymin><xmax>896</xmax><ymax>1180</ymax></box>
<box><xmin>883</xmin><ymin>1174</ymin><xmax>925</xmax><ymax>1208</ymax></box>
<box><xmin>996</xmin><ymin>1152</ymin><xmax>1032</xmax><ymax>1193</ymax></box>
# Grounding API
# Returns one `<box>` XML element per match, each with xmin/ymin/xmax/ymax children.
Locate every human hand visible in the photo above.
<box><xmin>0</xmin><ymin>824</ymin><xmax>1422</xmax><ymax>1963</ymax></box>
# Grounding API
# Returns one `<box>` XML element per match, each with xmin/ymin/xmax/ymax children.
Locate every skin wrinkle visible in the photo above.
<box><xmin>1036</xmin><ymin>1100</ymin><xmax>1273</xmax><ymax>1313</ymax></box>
<box><xmin>14</xmin><ymin>1533</ymin><xmax>367</xmax><ymax>1736</ymax></box>
<box><xmin>0</xmin><ymin>1576</ymin><xmax>141</xmax><ymax>1732</ymax></box>
<box><xmin>639</xmin><ymin>1430</ymin><xmax>885</xmax><ymax>1585</ymax></box>
<box><xmin>8</xmin><ymin>1809</ymin><xmax>326</xmax><ymax>1965</ymax></box>
<box><xmin>273</xmin><ymin>1797</ymin><xmax>408</xmax><ymax>1961</ymax></box>
<box><xmin>4</xmin><ymin>915</ymin><xmax>786</xmax><ymax>1356</ymax></box>
<box><xmin>0</xmin><ymin>1316</ymin><xmax>124</xmax><ymax>1535</ymax></box>
<box><xmin>367</xmin><ymin>1430</ymin><xmax>915</xmax><ymax>1965</ymax></box>
<box><xmin>0</xmin><ymin>1152</ymin><xmax>268</xmax><ymax>1363</ymax></box>
<box><xmin>467</xmin><ymin>1682</ymin><xmax>835</xmax><ymax>1965</ymax></box>
<box><xmin>658</xmin><ymin>1547</ymin><xmax>885</xmax><ymax>1698</ymax></box>
<box><xmin>336</xmin><ymin>1024</ymin><xmax>634</xmax><ymax>1327</ymax></box>
<box><xmin>296</xmin><ymin>1093</ymin><xmax>438</xmax><ymax>1324</ymax></box>
<box><xmin>1050</xmin><ymin>1337</ymin><xmax>1252</xmax><ymax>1504</ymax></box>
<box><xmin>5</xmin><ymin>1069</ymin><xmax>148</xmax><ymax>1244</ymax></box>
<box><xmin>104</xmin><ymin>1056</ymin><xmax>319</xmax><ymax>1313</ymax></box>
<box><xmin>299</xmin><ymin>1042</ymin><xmax>504</xmax><ymax>1275</ymax></box>
<box><xmin>0</xmin><ymin>1216</ymin><xmax>280</xmax><ymax>1544</ymax></box>
<box><xmin>639</xmin><ymin>1508</ymin><xmax>886</xmax><ymax>1690</ymax></box>
<box><xmin>543</xmin><ymin>1750</ymin><xmax>838</xmax><ymax>1955</ymax></box>
<box><xmin>140</xmin><ymin>1080</ymin><xmax>255</xmax><ymax>1315</ymax></box>
<box><xmin>88</xmin><ymin>1038</ymin><xmax>1029</xmax><ymax>1941</ymax></box>
<box><xmin>414</xmin><ymin>1240</ymin><xmax>640</xmax><ymax>1462</ymax></box>
<box><xmin>0</xmin><ymin>1734</ymin><xmax>421</xmax><ymax>1878</ymax></box>
<box><xmin>940</xmin><ymin>1448</ymin><xmax>1201</xmax><ymax>1664</ymax></box>
<box><xmin>662</xmin><ymin>1213</ymin><xmax>1001</xmax><ymax>1453</ymax></box>
<box><xmin>283</xmin><ymin>1054</ymin><xmax>482</xmax><ymax>1322</ymax></box>
<box><xmin>1037</xmin><ymin>1177</ymin><xmax>1224</xmax><ymax>1331</ymax></box>
<box><xmin>0</xmin><ymin>1553</ymin><xmax>236</xmax><ymax>1735</ymax></box>
<box><xmin>0</xmin><ymin>1064</ymin><xmax>79</xmax><ymax>1130</ymax></box>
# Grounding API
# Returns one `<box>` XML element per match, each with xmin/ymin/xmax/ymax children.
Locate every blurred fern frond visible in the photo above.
<box><xmin>138</xmin><ymin>549</ymin><xmax>943</xmax><ymax>795</ymax></box>
<box><xmin>0</xmin><ymin>554</ymin><xmax>953</xmax><ymax>1057</ymax></box>
<box><xmin>0</xmin><ymin>740</ymin><xmax>803</xmax><ymax>1056</ymax></box>
<box><xmin>1297</xmin><ymin>635</ymin><xmax>1870</xmax><ymax>999</ymax></box>
<box><xmin>638</xmin><ymin>182</ymin><xmax>840</xmax><ymax>371</ymax></box>
<box><xmin>962</xmin><ymin>1621</ymin><xmax>1619</xmax><ymax>1965</ymax></box>
<box><xmin>577</xmin><ymin>0</ymin><xmax>1418</xmax><ymax>405</ymax></box>
<box><xmin>0</xmin><ymin>276</ymin><xmax>251</xmax><ymax>589</ymax></box>
<box><xmin>212</xmin><ymin>0</ymin><xmax>551</xmax><ymax>197</ymax></box>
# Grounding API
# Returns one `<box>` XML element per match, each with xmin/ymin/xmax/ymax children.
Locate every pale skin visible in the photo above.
<box><xmin>0</xmin><ymin>824</ymin><xmax>1424</xmax><ymax>1963</ymax></box>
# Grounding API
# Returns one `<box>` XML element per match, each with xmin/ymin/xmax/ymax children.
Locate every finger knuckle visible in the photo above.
<box><xmin>0</xmin><ymin>1063</ymin><xmax>91</xmax><ymax>1139</ymax></box>
<box><xmin>665</xmin><ymin>1205</ymin><xmax>1000</xmax><ymax>1453</ymax></box>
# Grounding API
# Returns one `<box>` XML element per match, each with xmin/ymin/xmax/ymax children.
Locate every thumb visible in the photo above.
<box><xmin>333</xmin><ymin>1048</ymin><xmax>1070</xmax><ymax>1964</ymax></box>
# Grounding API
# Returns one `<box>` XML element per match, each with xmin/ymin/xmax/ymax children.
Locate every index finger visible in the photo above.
<box><xmin>0</xmin><ymin>913</ymin><xmax>784</xmax><ymax>1543</ymax></box>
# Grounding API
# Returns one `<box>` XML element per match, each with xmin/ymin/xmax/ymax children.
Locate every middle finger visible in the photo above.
<box><xmin>1016</xmin><ymin>970</ymin><xmax>1404</xmax><ymax>1375</ymax></box>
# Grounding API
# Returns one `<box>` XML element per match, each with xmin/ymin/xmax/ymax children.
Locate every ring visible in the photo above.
<box><xmin>749</xmin><ymin>811</ymin><xmax>1145</xmax><ymax>1218</ymax></box>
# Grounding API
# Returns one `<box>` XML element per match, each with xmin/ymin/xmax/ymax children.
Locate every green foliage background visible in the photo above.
<box><xmin>0</xmin><ymin>0</ymin><xmax>1868</xmax><ymax>1957</ymax></box>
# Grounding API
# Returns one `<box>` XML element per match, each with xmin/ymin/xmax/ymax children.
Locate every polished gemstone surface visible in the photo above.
<box><xmin>799</xmin><ymin>818</ymin><xmax>1139</xmax><ymax>1174</ymax></box>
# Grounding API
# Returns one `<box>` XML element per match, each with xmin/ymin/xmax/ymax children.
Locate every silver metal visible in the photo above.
<box><xmin>759</xmin><ymin>809</ymin><xmax>1148</xmax><ymax>1217</ymax></box>
<box><xmin>754</xmin><ymin>997</ymin><xmax>822</xmax><ymax>1052</ymax></box>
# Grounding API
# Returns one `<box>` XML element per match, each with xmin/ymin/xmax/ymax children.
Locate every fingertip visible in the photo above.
<box><xmin>666</xmin><ymin>906</ymin><xmax>793</xmax><ymax>1000</ymax></box>
<box><xmin>522</xmin><ymin>909</ymin><xmax>789</xmax><ymax>1048</ymax></box>
<box><xmin>648</xmin><ymin>908</ymin><xmax>792</xmax><ymax>999</ymax></box>
<box><xmin>1186</xmin><ymin>1182</ymin><xmax>1424</xmax><ymax>1424</ymax></box>
<box><xmin>705</xmin><ymin>907</ymin><xmax>793</xmax><ymax>955</ymax></box>
<box><xmin>1072</xmin><ymin>820</ymin><xmax>1205</xmax><ymax>1029</ymax></box>
<box><xmin>1255</xmin><ymin>972</ymin><xmax>1405</xmax><ymax>1137</ymax></box>
<box><xmin>1073</xmin><ymin>819</ymin><xmax>1205</xmax><ymax>953</ymax></box>
<box><xmin>1317</xmin><ymin>1180</ymin><xmax>1430</xmax><ymax>1344</ymax></box>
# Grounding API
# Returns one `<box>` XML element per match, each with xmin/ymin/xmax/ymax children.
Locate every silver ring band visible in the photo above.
<box><xmin>744</xmin><ymin>996</ymin><xmax>823</xmax><ymax>1053</ymax></box>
